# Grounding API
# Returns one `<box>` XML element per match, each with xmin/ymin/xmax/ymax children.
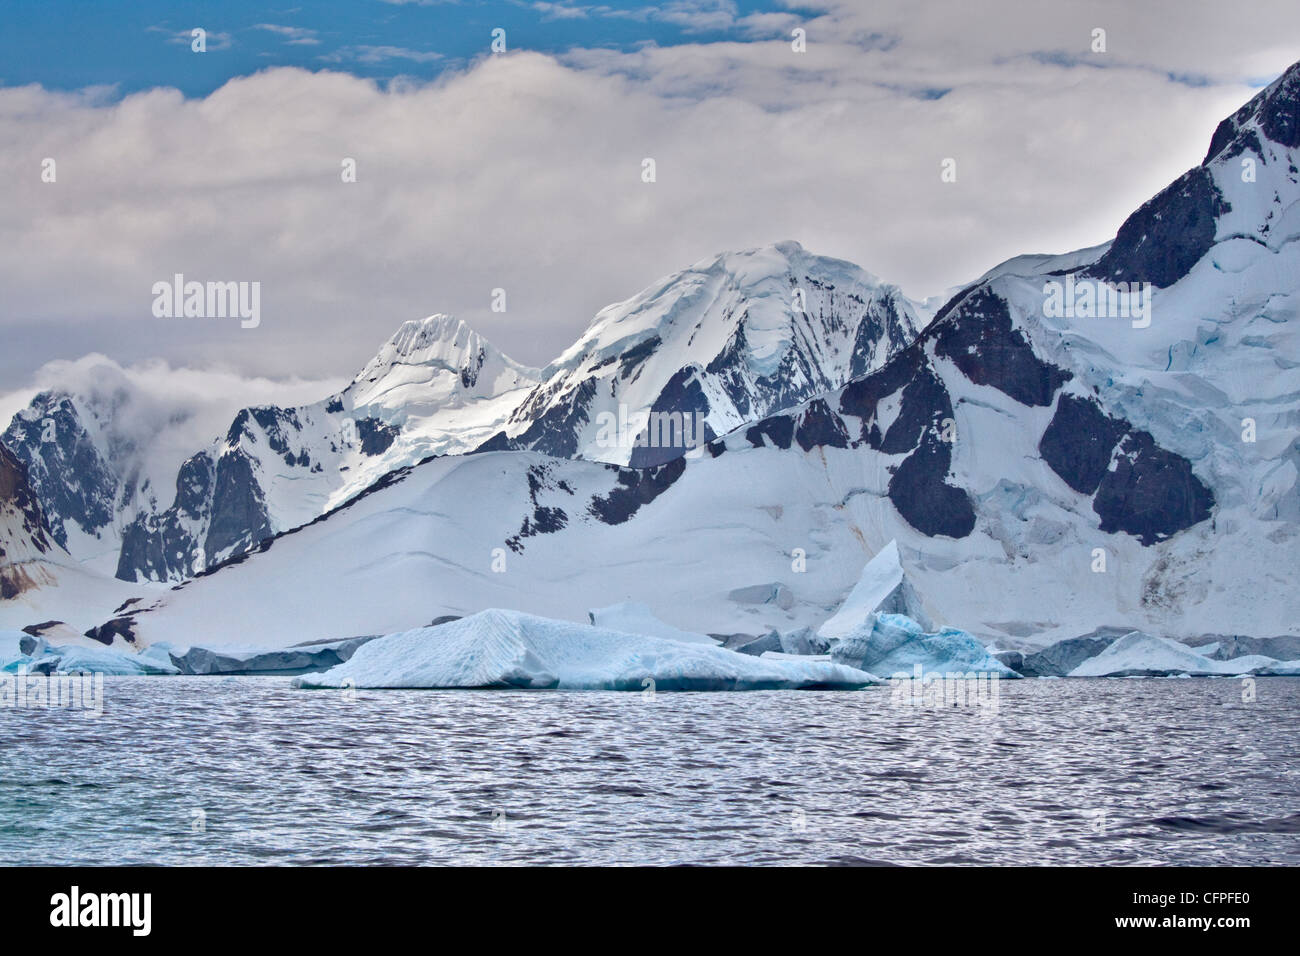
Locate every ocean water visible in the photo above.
<box><xmin>1</xmin><ymin>676</ymin><xmax>1297</xmax><ymax>865</ymax></box>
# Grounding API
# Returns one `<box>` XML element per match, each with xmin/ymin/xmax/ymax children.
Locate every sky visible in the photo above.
<box><xmin>1</xmin><ymin>0</ymin><xmax>1299</xmax><ymax>422</ymax></box>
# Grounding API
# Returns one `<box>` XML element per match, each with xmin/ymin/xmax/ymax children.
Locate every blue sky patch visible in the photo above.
<box><xmin>0</xmin><ymin>0</ymin><xmax>817</xmax><ymax>97</ymax></box>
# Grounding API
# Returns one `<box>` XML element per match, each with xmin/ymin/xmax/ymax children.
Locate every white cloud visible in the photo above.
<box><xmin>2</xmin><ymin>1</ymin><xmax>1298</xmax><ymax>392</ymax></box>
<box><xmin>254</xmin><ymin>24</ymin><xmax>322</xmax><ymax>46</ymax></box>
<box><xmin>320</xmin><ymin>45</ymin><xmax>444</xmax><ymax>64</ymax></box>
<box><xmin>0</xmin><ymin>355</ymin><xmax>347</xmax><ymax>494</ymax></box>
<box><xmin>147</xmin><ymin>26</ymin><xmax>234</xmax><ymax>50</ymax></box>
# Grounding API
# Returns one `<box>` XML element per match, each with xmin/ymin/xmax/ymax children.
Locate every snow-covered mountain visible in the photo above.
<box><xmin>111</xmin><ymin>314</ymin><xmax>540</xmax><ymax>582</ymax></box>
<box><xmin>5</xmin><ymin>62</ymin><xmax>1299</xmax><ymax>649</ymax></box>
<box><xmin>488</xmin><ymin>241</ymin><xmax>924</xmax><ymax>466</ymax></box>
<box><xmin>0</xmin><ymin>440</ymin><xmax>140</xmax><ymax>640</ymax></box>
<box><xmin>4</xmin><ymin>244</ymin><xmax>922</xmax><ymax>582</ymax></box>
<box><xmin>1</xmin><ymin>387</ymin><xmax>137</xmax><ymax>576</ymax></box>
<box><xmin>2</xmin><ymin>315</ymin><xmax>541</xmax><ymax>582</ymax></box>
<box><xmin>69</xmin><ymin>61</ymin><xmax>1299</xmax><ymax>652</ymax></box>
<box><xmin>0</xmin><ymin>441</ymin><xmax>57</xmax><ymax>600</ymax></box>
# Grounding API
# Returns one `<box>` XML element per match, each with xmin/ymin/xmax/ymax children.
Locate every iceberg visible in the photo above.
<box><xmin>1016</xmin><ymin>627</ymin><xmax>1132</xmax><ymax>677</ymax></box>
<box><xmin>297</xmin><ymin>608</ymin><xmax>878</xmax><ymax>690</ymax></box>
<box><xmin>776</xmin><ymin>626</ymin><xmax>831</xmax><ymax>656</ymax></box>
<box><xmin>1255</xmin><ymin>660</ymin><xmax>1300</xmax><ymax>676</ymax></box>
<box><xmin>1068</xmin><ymin>632</ymin><xmax>1279</xmax><ymax>677</ymax></box>
<box><xmin>830</xmin><ymin>613</ymin><xmax>1020</xmax><ymax>678</ymax></box>
<box><xmin>1</xmin><ymin>629</ymin><xmax>33</xmax><ymax>672</ymax></box>
<box><xmin>29</xmin><ymin>644</ymin><xmax>180</xmax><ymax>676</ymax></box>
<box><xmin>719</xmin><ymin>630</ymin><xmax>784</xmax><ymax>657</ymax></box>
<box><xmin>142</xmin><ymin>635</ymin><xmax>378</xmax><ymax>675</ymax></box>
<box><xmin>587</xmin><ymin>602</ymin><xmax>718</xmax><ymax>646</ymax></box>
<box><xmin>818</xmin><ymin>541</ymin><xmax>933</xmax><ymax>639</ymax></box>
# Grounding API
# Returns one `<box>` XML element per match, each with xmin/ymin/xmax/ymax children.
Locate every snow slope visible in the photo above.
<box><xmin>588</xmin><ymin>602</ymin><xmax>719</xmax><ymax>645</ymax></box>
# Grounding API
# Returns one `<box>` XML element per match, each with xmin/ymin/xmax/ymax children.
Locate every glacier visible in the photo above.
<box><xmin>295</xmin><ymin>608</ymin><xmax>879</xmax><ymax>691</ymax></box>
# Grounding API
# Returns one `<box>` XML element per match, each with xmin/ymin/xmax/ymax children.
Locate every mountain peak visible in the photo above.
<box><xmin>349</xmin><ymin>313</ymin><xmax>538</xmax><ymax>406</ymax></box>
<box><xmin>375</xmin><ymin>313</ymin><xmax>481</xmax><ymax>364</ymax></box>
<box><xmin>1204</xmin><ymin>59</ymin><xmax>1300</xmax><ymax>163</ymax></box>
<box><xmin>503</xmin><ymin>242</ymin><xmax>922</xmax><ymax>464</ymax></box>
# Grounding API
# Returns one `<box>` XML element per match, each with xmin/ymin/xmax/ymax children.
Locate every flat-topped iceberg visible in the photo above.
<box><xmin>141</xmin><ymin>635</ymin><xmax>378</xmax><ymax>675</ymax></box>
<box><xmin>830</xmin><ymin>613</ymin><xmax>1020</xmax><ymax>679</ymax></box>
<box><xmin>296</xmin><ymin>608</ymin><xmax>878</xmax><ymax>691</ymax></box>
<box><xmin>1069</xmin><ymin>632</ymin><xmax>1281</xmax><ymax>677</ymax></box>
<box><xmin>28</xmin><ymin>643</ymin><xmax>180</xmax><ymax>676</ymax></box>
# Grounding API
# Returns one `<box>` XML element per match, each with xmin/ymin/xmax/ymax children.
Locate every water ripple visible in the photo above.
<box><xmin>0</xmin><ymin>676</ymin><xmax>1296</xmax><ymax>865</ymax></box>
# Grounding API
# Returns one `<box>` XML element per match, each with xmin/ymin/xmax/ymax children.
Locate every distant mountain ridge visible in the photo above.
<box><xmin>3</xmin><ymin>243</ymin><xmax>920</xmax><ymax>582</ymax></box>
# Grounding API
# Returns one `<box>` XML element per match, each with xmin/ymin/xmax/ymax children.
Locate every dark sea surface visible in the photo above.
<box><xmin>2</xmin><ymin>676</ymin><xmax>1297</xmax><ymax>865</ymax></box>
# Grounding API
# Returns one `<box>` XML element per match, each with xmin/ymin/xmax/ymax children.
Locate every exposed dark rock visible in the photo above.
<box><xmin>355</xmin><ymin>417</ymin><xmax>398</xmax><ymax>456</ymax></box>
<box><xmin>933</xmin><ymin>287</ymin><xmax>1070</xmax><ymax>407</ymax></box>
<box><xmin>588</xmin><ymin>457</ymin><xmax>686</xmax><ymax>525</ymax></box>
<box><xmin>502</xmin><ymin>378</ymin><xmax>598</xmax><ymax>459</ymax></box>
<box><xmin>84</xmin><ymin>616</ymin><xmax>136</xmax><ymax>646</ymax></box>
<box><xmin>1206</xmin><ymin>62</ymin><xmax>1300</xmax><ymax>160</ymax></box>
<box><xmin>2</xmin><ymin>394</ymin><xmax>117</xmax><ymax>549</ymax></box>
<box><xmin>1093</xmin><ymin>431</ymin><xmax>1215</xmax><ymax>545</ymax></box>
<box><xmin>1039</xmin><ymin>394</ymin><xmax>1128</xmax><ymax>495</ymax></box>
<box><xmin>745</xmin><ymin>416</ymin><xmax>794</xmax><ymax>450</ymax></box>
<box><xmin>1085</xmin><ymin>167</ymin><xmax>1230</xmax><ymax>289</ymax></box>
<box><xmin>888</xmin><ymin>439</ymin><xmax>976</xmax><ymax>538</ymax></box>
<box><xmin>629</xmin><ymin>368</ymin><xmax>713</xmax><ymax>468</ymax></box>
<box><xmin>619</xmin><ymin>335</ymin><xmax>662</xmax><ymax>380</ymax></box>
<box><xmin>204</xmin><ymin>449</ymin><xmax>273</xmax><ymax>560</ymax></box>
<box><xmin>794</xmin><ymin>399</ymin><xmax>850</xmax><ymax>451</ymax></box>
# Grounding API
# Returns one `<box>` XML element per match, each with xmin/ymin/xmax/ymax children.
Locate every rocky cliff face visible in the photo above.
<box><xmin>0</xmin><ymin>441</ymin><xmax>58</xmax><ymax>599</ymax></box>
